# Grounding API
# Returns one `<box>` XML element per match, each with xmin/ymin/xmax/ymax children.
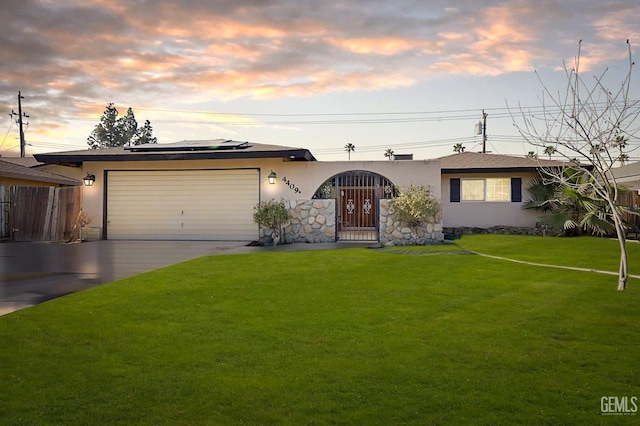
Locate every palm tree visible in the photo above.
<box><xmin>384</xmin><ymin>149</ymin><xmax>394</xmax><ymax>160</ymax></box>
<box><xmin>619</xmin><ymin>153</ymin><xmax>629</xmax><ymax>166</ymax></box>
<box><xmin>544</xmin><ymin>145</ymin><xmax>556</xmax><ymax>160</ymax></box>
<box><xmin>523</xmin><ymin>171</ymin><xmax>637</xmax><ymax>236</ymax></box>
<box><xmin>344</xmin><ymin>143</ymin><xmax>355</xmax><ymax>161</ymax></box>
<box><xmin>453</xmin><ymin>143</ymin><xmax>465</xmax><ymax>153</ymax></box>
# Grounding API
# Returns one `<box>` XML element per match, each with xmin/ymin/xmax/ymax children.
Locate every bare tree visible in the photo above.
<box><xmin>511</xmin><ymin>41</ymin><xmax>640</xmax><ymax>291</ymax></box>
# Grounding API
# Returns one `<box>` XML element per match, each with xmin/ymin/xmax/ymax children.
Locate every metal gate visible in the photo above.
<box><xmin>313</xmin><ymin>171</ymin><xmax>397</xmax><ymax>241</ymax></box>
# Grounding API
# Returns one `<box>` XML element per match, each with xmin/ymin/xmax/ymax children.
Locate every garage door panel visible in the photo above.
<box><xmin>107</xmin><ymin>169</ymin><xmax>259</xmax><ymax>240</ymax></box>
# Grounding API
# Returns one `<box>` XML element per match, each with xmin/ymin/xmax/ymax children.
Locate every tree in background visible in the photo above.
<box><xmin>118</xmin><ymin>108</ymin><xmax>138</xmax><ymax>145</ymax></box>
<box><xmin>136</xmin><ymin>120</ymin><xmax>158</xmax><ymax>145</ymax></box>
<box><xmin>344</xmin><ymin>143</ymin><xmax>355</xmax><ymax>161</ymax></box>
<box><xmin>453</xmin><ymin>143</ymin><xmax>465</xmax><ymax>153</ymax></box>
<box><xmin>87</xmin><ymin>103</ymin><xmax>157</xmax><ymax>149</ymax></box>
<box><xmin>384</xmin><ymin>148</ymin><xmax>394</xmax><ymax>160</ymax></box>
<box><xmin>87</xmin><ymin>103</ymin><xmax>119</xmax><ymax>149</ymax></box>
<box><xmin>544</xmin><ymin>145</ymin><xmax>556</xmax><ymax>160</ymax></box>
<box><xmin>512</xmin><ymin>41</ymin><xmax>639</xmax><ymax>290</ymax></box>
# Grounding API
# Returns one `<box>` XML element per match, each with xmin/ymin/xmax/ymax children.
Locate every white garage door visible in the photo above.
<box><xmin>107</xmin><ymin>169</ymin><xmax>259</xmax><ymax>240</ymax></box>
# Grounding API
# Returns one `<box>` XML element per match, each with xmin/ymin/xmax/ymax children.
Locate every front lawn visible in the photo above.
<box><xmin>1</xmin><ymin>236</ymin><xmax>639</xmax><ymax>424</ymax></box>
<box><xmin>458</xmin><ymin>234</ymin><xmax>640</xmax><ymax>276</ymax></box>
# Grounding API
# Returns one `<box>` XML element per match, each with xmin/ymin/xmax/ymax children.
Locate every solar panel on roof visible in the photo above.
<box><xmin>124</xmin><ymin>139</ymin><xmax>249</xmax><ymax>152</ymax></box>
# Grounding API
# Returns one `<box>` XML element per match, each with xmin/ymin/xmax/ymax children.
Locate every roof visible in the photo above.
<box><xmin>0</xmin><ymin>156</ymin><xmax>43</xmax><ymax>168</ymax></box>
<box><xmin>34</xmin><ymin>139</ymin><xmax>317</xmax><ymax>166</ymax></box>
<box><xmin>0</xmin><ymin>159</ymin><xmax>80</xmax><ymax>186</ymax></box>
<box><xmin>612</xmin><ymin>161</ymin><xmax>640</xmax><ymax>189</ymax></box>
<box><xmin>438</xmin><ymin>152</ymin><xmax>568</xmax><ymax>174</ymax></box>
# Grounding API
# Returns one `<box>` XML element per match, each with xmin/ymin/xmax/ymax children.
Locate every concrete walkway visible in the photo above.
<box><xmin>471</xmin><ymin>251</ymin><xmax>640</xmax><ymax>281</ymax></box>
<box><xmin>0</xmin><ymin>240</ymin><xmax>376</xmax><ymax>316</ymax></box>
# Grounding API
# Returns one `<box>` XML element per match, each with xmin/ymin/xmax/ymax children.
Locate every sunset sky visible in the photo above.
<box><xmin>1</xmin><ymin>0</ymin><xmax>639</xmax><ymax>161</ymax></box>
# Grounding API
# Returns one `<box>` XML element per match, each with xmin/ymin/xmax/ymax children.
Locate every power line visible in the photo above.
<box><xmin>0</xmin><ymin>120</ymin><xmax>15</xmax><ymax>150</ymax></box>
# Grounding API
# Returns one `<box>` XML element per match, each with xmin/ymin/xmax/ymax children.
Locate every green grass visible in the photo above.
<box><xmin>1</xmin><ymin>237</ymin><xmax>639</xmax><ymax>424</ymax></box>
<box><xmin>382</xmin><ymin>243</ymin><xmax>464</xmax><ymax>253</ymax></box>
<box><xmin>456</xmin><ymin>234</ymin><xmax>640</xmax><ymax>276</ymax></box>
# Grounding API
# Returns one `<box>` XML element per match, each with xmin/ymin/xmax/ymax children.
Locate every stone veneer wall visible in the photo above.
<box><xmin>379</xmin><ymin>199</ymin><xmax>444</xmax><ymax>246</ymax></box>
<box><xmin>267</xmin><ymin>199</ymin><xmax>336</xmax><ymax>243</ymax></box>
<box><xmin>443</xmin><ymin>226</ymin><xmax>544</xmax><ymax>236</ymax></box>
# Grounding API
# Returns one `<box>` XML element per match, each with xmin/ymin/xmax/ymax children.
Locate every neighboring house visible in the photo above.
<box><xmin>34</xmin><ymin>140</ymin><xmax>441</xmax><ymax>244</ymax></box>
<box><xmin>612</xmin><ymin>161</ymin><xmax>640</xmax><ymax>190</ymax></box>
<box><xmin>612</xmin><ymin>161</ymin><xmax>640</xmax><ymax>233</ymax></box>
<box><xmin>0</xmin><ymin>159</ymin><xmax>81</xmax><ymax>242</ymax></box>
<box><xmin>0</xmin><ymin>156</ymin><xmax>42</xmax><ymax>168</ymax></box>
<box><xmin>0</xmin><ymin>159</ymin><xmax>80</xmax><ymax>187</ymax></box>
<box><xmin>438</xmin><ymin>152</ymin><xmax>565</xmax><ymax>229</ymax></box>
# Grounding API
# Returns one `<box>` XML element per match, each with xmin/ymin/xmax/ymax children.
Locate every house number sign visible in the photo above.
<box><xmin>281</xmin><ymin>176</ymin><xmax>302</xmax><ymax>194</ymax></box>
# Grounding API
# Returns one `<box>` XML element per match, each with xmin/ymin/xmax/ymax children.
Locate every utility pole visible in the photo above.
<box><xmin>10</xmin><ymin>91</ymin><xmax>29</xmax><ymax>158</ymax></box>
<box><xmin>481</xmin><ymin>109</ymin><xmax>487</xmax><ymax>154</ymax></box>
<box><xmin>474</xmin><ymin>110</ymin><xmax>488</xmax><ymax>153</ymax></box>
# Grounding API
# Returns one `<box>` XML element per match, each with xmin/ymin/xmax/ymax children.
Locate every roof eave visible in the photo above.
<box><xmin>35</xmin><ymin>148</ymin><xmax>317</xmax><ymax>165</ymax></box>
<box><xmin>0</xmin><ymin>171</ymin><xmax>80</xmax><ymax>186</ymax></box>
<box><xmin>441</xmin><ymin>167</ymin><xmax>549</xmax><ymax>174</ymax></box>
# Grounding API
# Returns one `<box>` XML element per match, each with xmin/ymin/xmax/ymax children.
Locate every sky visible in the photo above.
<box><xmin>1</xmin><ymin>0</ymin><xmax>639</xmax><ymax>161</ymax></box>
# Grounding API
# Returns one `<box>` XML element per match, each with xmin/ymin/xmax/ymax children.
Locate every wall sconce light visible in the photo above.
<box><xmin>268</xmin><ymin>170</ymin><xmax>277</xmax><ymax>185</ymax></box>
<box><xmin>83</xmin><ymin>173</ymin><xmax>96</xmax><ymax>186</ymax></box>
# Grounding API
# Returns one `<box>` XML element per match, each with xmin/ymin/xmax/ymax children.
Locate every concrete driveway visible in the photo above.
<box><xmin>0</xmin><ymin>240</ymin><xmax>256</xmax><ymax>316</ymax></box>
<box><xmin>0</xmin><ymin>240</ymin><xmax>377</xmax><ymax>316</ymax></box>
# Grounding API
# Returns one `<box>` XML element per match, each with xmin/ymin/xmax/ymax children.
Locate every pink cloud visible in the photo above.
<box><xmin>325</xmin><ymin>36</ymin><xmax>437</xmax><ymax>56</ymax></box>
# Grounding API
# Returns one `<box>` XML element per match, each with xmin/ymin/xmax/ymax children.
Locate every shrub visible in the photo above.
<box><xmin>392</xmin><ymin>185</ymin><xmax>440</xmax><ymax>228</ymax></box>
<box><xmin>252</xmin><ymin>199</ymin><xmax>290</xmax><ymax>243</ymax></box>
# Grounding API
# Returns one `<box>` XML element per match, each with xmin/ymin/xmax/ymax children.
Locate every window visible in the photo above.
<box><xmin>485</xmin><ymin>178</ymin><xmax>511</xmax><ymax>201</ymax></box>
<box><xmin>460</xmin><ymin>178</ymin><xmax>511</xmax><ymax>202</ymax></box>
<box><xmin>461</xmin><ymin>179</ymin><xmax>485</xmax><ymax>201</ymax></box>
<box><xmin>450</xmin><ymin>177</ymin><xmax>522</xmax><ymax>203</ymax></box>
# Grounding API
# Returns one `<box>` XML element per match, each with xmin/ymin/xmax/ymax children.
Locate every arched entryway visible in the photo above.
<box><xmin>312</xmin><ymin>171</ymin><xmax>397</xmax><ymax>241</ymax></box>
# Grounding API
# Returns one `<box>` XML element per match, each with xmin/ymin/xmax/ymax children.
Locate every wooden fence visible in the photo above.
<box><xmin>0</xmin><ymin>185</ymin><xmax>82</xmax><ymax>242</ymax></box>
<box><xmin>621</xmin><ymin>190</ymin><xmax>640</xmax><ymax>233</ymax></box>
<box><xmin>0</xmin><ymin>186</ymin><xmax>9</xmax><ymax>241</ymax></box>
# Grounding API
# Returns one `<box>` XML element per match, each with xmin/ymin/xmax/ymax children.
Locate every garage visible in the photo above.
<box><xmin>106</xmin><ymin>169</ymin><xmax>259</xmax><ymax>240</ymax></box>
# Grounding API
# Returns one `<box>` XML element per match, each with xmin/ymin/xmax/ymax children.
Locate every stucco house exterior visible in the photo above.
<box><xmin>437</xmin><ymin>152</ymin><xmax>566</xmax><ymax>230</ymax></box>
<box><xmin>33</xmin><ymin>140</ymin><xmax>594</xmax><ymax>243</ymax></box>
<box><xmin>34</xmin><ymin>140</ymin><xmax>442</xmax><ymax>245</ymax></box>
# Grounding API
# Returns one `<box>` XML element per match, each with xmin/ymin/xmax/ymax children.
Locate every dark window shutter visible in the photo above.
<box><xmin>450</xmin><ymin>178</ymin><xmax>461</xmax><ymax>202</ymax></box>
<box><xmin>511</xmin><ymin>177</ymin><xmax>522</xmax><ymax>202</ymax></box>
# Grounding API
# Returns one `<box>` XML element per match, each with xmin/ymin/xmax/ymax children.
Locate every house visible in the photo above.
<box><xmin>437</xmin><ymin>152</ymin><xmax>566</xmax><ymax>231</ymax></box>
<box><xmin>612</xmin><ymin>161</ymin><xmax>640</xmax><ymax>233</ymax></box>
<box><xmin>34</xmin><ymin>140</ymin><xmax>442</xmax><ymax>244</ymax></box>
<box><xmin>0</xmin><ymin>159</ymin><xmax>81</xmax><ymax>242</ymax></box>
<box><xmin>36</xmin><ymin>139</ymin><xmax>599</xmax><ymax>242</ymax></box>
<box><xmin>0</xmin><ymin>158</ymin><xmax>80</xmax><ymax>187</ymax></box>
<box><xmin>612</xmin><ymin>161</ymin><xmax>640</xmax><ymax>190</ymax></box>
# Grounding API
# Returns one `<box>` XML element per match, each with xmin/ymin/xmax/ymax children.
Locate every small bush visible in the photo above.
<box><xmin>392</xmin><ymin>184</ymin><xmax>440</xmax><ymax>228</ymax></box>
<box><xmin>252</xmin><ymin>199</ymin><xmax>290</xmax><ymax>242</ymax></box>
